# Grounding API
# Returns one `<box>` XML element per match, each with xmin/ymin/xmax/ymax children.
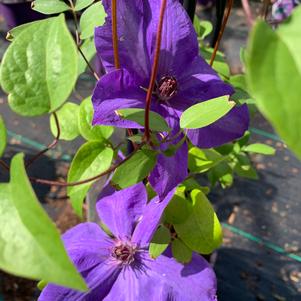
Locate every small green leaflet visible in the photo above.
<box><xmin>78</xmin><ymin>97</ymin><xmax>113</xmax><ymax>141</ymax></box>
<box><xmin>0</xmin><ymin>154</ymin><xmax>87</xmax><ymax>290</ymax></box>
<box><xmin>50</xmin><ymin>102</ymin><xmax>80</xmax><ymax>141</ymax></box>
<box><xmin>149</xmin><ymin>226</ymin><xmax>171</xmax><ymax>259</ymax></box>
<box><xmin>80</xmin><ymin>2</ymin><xmax>106</xmax><ymax>39</ymax></box>
<box><xmin>0</xmin><ymin>15</ymin><xmax>78</xmax><ymax>116</ymax></box>
<box><xmin>0</xmin><ymin>116</ymin><xmax>6</xmax><ymax>157</ymax></box>
<box><xmin>32</xmin><ymin>0</ymin><xmax>70</xmax><ymax>14</ymax></box>
<box><xmin>67</xmin><ymin>142</ymin><xmax>113</xmax><ymax>217</ymax></box>
<box><xmin>243</xmin><ymin>143</ymin><xmax>275</xmax><ymax>155</ymax></box>
<box><xmin>112</xmin><ymin>148</ymin><xmax>157</xmax><ymax>189</ymax></box>
<box><xmin>180</xmin><ymin>96</ymin><xmax>234</xmax><ymax>129</ymax></box>
<box><xmin>78</xmin><ymin>38</ymin><xmax>96</xmax><ymax>75</ymax></box>
<box><xmin>117</xmin><ymin>108</ymin><xmax>170</xmax><ymax>132</ymax></box>
<box><xmin>75</xmin><ymin>0</ymin><xmax>95</xmax><ymax>11</ymax></box>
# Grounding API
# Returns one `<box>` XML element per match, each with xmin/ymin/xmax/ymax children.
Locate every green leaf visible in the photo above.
<box><xmin>199</xmin><ymin>21</ymin><xmax>213</xmax><ymax>39</ymax></box>
<box><xmin>0</xmin><ymin>116</ymin><xmax>6</xmax><ymax>157</ymax></box>
<box><xmin>32</xmin><ymin>0</ymin><xmax>70</xmax><ymax>14</ymax></box>
<box><xmin>67</xmin><ymin>142</ymin><xmax>113</xmax><ymax>216</ymax></box>
<box><xmin>208</xmin><ymin>161</ymin><xmax>233</xmax><ymax>188</ymax></box>
<box><xmin>243</xmin><ymin>143</ymin><xmax>275</xmax><ymax>155</ymax></box>
<box><xmin>50</xmin><ymin>102</ymin><xmax>80</xmax><ymax>141</ymax></box>
<box><xmin>6</xmin><ymin>22</ymin><xmax>33</xmax><ymax>41</ymax></box>
<box><xmin>233</xmin><ymin>154</ymin><xmax>258</xmax><ymax>180</ymax></box>
<box><xmin>246</xmin><ymin>11</ymin><xmax>301</xmax><ymax>159</ymax></box>
<box><xmin>80</xmin><ymin>2</ymin><xmax>106</xmax><ymax>39</ymax></box>
<box><xmin>171</xmin><ymin>238</ymin><xmax>192</xmax><ymax>263</ymax></box>
<box><xmin>188</xmin><ymin>147</ymin><xmax>224</xmax><ymax>173</ymax></box>
<box><xmin>75</xmin><ymin>0</ymin><xmax>95</xmax><ymax>11</ymax></box>
<box><xmin>78</xmin><ymin>97</ymin><xmax>113</xmax><ymax>141</ymax></box>
<box><xmin>0</xmin><ymin>154</ymin><xmax>87</xmax><ymax>290</ymax></box>
<box><xmin>180</xmin><ymin>178</ymin><xmax>210</xmax><ymax>195</ymax></box>
<box><xmin>200</xmin><ymin>47</ymin><xmax>230</xmax><ymax>78</ymax></box>
<box><xmin>37</xmin><ymin>280</ymin><xmax>47</xmax><ymax>291</ymax></box>
<box><xmin>78</xmin><ymin>38</ymin><xmax>96</xmax><ymax>75</ymax></box>
<box><xmin>194</xmin><ymin>19</ymin><xmax>213</xmax><ymax>40</ymax></box>
<box><xmin>112</xmin><ymin>148</ymin><xmax>157</xmax><ymax>189</ymax></box>
<box><xmin>180</xmin><ymin>96</ymin><xmax>234</xmax><ymax>129</ymax></box>
<box><xmin>174</xmin><ymin>189</ymin><xmax>223</xmax><ymax>254</ymax></box>
<box><xmin>164</xmin><ymin>187</ymin><xmax>191</xmax><ymax>224</ymax></box>
<box><xmin>0</xmin><ymin>15</ymin><xmax>78</xmax><ymax>116</ymax></box>
<box><xmin>117</xmin><ymin>108</ymin><xmax>170</xmax><ymax>132</ymax></box>
<box><xmin>149</xmin><ymin>226</ymin><xmax>171</xmax><ymax>259</ymax></box>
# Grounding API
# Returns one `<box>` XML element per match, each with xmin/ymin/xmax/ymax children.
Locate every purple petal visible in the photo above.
<box><xmin>96</xmin><ymin>183</ymin><xmax>148</xmax><ymax>240</ymax></box>
<box><xmin>149</xmin><ymin>140</ymin><xmax>188</xmax><ymax>200</ymax></box>
<box><xmin>103</xmin><ymin>251</ymin><xmax>217</xmax><ymax>301</ymax></box>
<box><xmin>149</xmin><ymin>0</ymin><xmax>199</xmax><ymax>79</ymax></box>
<box><xmin>38</xmin><ymin>260</ymin><xmax>120</xmax><ymax>301</ymax></box>
<box><xmin>95</xmin><ymin>0</ymin><xmax>152</xmax><ymax>82</ymax></box>
<box><xmin>62</xmin><ymin>223</ymin><xmax>113</xmax><ymax>273</ymax></box>
<box><xmin>143</xmin><ymin>252</ymin><xmax>218</xmax><ymax>301</ymax></box>
<box><xmin>92</xmin><ymin>69</ymin><xmax>146</xmax><ymax>128</ymax></box>
<box><xmin>176</xmin><ymin>56</ymin><xmax>234</xmax><ymax>107</ymax></box>
<box><xmin>132</xmin><ymin>189</ymin><xmax>176</xmax><ymax>247</ymax></box>
<box><xmin>187</xmin><ymin>104</ymin><xmax>249</xmax><ymax>148</ymax></box>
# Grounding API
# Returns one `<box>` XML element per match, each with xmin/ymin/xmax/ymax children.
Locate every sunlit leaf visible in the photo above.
<box><xmin>117</xmin><ymin>108</ymin><xmax>170</xmax><ymax>132</ymax></box>
<box><xmin>0</xmin><ymin>15</ymin><xmax>78</xmax><ymax>116</ymax></box>
<box><xmin>50</xmin><ymin>102</ymin><xmax>80</xmax><ymax>141</ymax></box>
<box><xmin>0</xmin><ymin>116</ymin><xmax>6</xmax><ymax>157</ymax></box>
<box><xmin>180</xmin><ymin>96</ymin><xmax>234</xmax><ymax>129</ymax></box>
<box><xmin>243</xmin><ymin>143</ymin><xmax>275</xmax><ymax>155</ymax></box>
<box><xmin>174</xmin><ymin>189</ymin><xmax>223</xmax><ymax>254</ymax></box>
<box><xmin>32</xmin><ymin>0</ymin><xmax>70</xmax><ymax>14</ymax></box>
<box><xmin>80</xmin><ymin>2</ymin><xmax>106</xmax><ymax>39</ymax></box>
<box><xmin>246</xmin><ymin>9</ymin><xmax>301</xmax><ymax>159</ymax></box>
<box><xmin>0</xmin><ymin>154</ymin><xmax>87</xmax><ymax>290</ymax></box>
<box><xmin>78</xmin><ymin>38</ymin><xmax>96</xmax><ymax>75</ymax></box>
<box><xmin>112</xmin><ymin>148</ymin><xmax>157</xmax><ymax>189</ymax></box>
<box><xmin>75</xmin><ymin>0</ymin><xmax>95</xmax><ymax>11</ymax></box>
<box><xmin>67</xmin><ymin>142</ymin><xmax>113</xmax><ymax>216</ymax></box>
<box><xmin>78</xmin><ymin>97</ymin><xmax>113</xmax><ymax>141</ymax></box>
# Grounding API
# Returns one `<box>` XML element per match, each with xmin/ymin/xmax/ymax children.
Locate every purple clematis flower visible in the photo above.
<box><xmin>92</xmin><ymin>0</ymin><xmax>249</xmax><ymax>198</ymax></box>
<box><xmin>38</xmin><ymin>183</ymin><xmax>217</xmax><ymax>301</ymax></box>
<box><xmin>272</xmin><ymin>0</ymin><xmax>300</xmax><ymax>22</ymax></box>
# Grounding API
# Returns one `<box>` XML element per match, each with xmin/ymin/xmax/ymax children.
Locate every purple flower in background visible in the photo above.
<box><xmin>38</xmin><ymin>184</ymin><xmax>217</xmax><ymax>301</ymax></box>
<box><xmin>272</xmin><ymin>0</ymin><xmax>300</xmax><ymax>21</ymax></box>
<box><xmin>92</xmin><ymin>0</ymin><xmax>249</xmax><ymax>198</ymax></box>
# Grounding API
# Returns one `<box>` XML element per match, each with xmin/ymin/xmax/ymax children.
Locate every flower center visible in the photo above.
<box><xmin>112</xmin><ymin>242</ymin><xmax>136</xmax><ymax>265</ymax></box>
<box><xmin>157</xmin><ymin>76</ymin><xmax>178</xmax><ymax>101</ymax></box>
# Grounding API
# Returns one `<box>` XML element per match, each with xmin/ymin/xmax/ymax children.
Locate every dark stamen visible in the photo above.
<box><xmin>157</xmin><ymin>76</ymin><xmax>178</xmax><ymax>101</ymax></box>
<box><xmin>112</xmin><ymin>243</ymin><xmax>136</xmax><ymax>265</ymax></box>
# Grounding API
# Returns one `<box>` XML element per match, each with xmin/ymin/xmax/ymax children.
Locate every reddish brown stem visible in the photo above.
<box><xmin>0</xmin><ymin>159</ymin><xmax>9</xmax><ymax>171</ymax></box>
<box><xmin>30</xmin><ymin>143</ymin><xmax>144</xmax><ymax>187</ymax></box>
<box><xmin>25</xmin><ymin>112</ymin><xmax>60</xmax><ymax>168</ymax></box>
<box><xmin>241</xmin><ymin>0</ymin><xmax>254</xmax><ymax>27</ymax></box>
<box><xmin>209</xmin><ymin>0</ymin><xmax>234</xmax><ymax>66</ymax></box>
<box><xmin>143</xmin><ymin>0</ymin><xmax>167</xmax><ymax>142</ymax></box>
<box><xmin>112</xmin><ymin>0</ymin><xmax>120</xmax><ymax>69</ymax></box>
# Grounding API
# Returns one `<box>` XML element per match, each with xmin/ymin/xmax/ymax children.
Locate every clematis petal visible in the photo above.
<box><xmin>132</xmin><ymin>188</ymin><xmax>176</xmax><ymax>247</ymax></box>
<box><xmin>103</xmin><ymin>251</ymin><xmax>217</xmax><ymax>301</ymax></box>
<box><xmin>38</xmin><ymin>260</ymin><xmax>120</xmax><ymax>301</ymax></box>
<box><xmin>143</xmin><ymin>252</ymin><xmax>218</xmax><ymax>301</ymax></box>
<box><xmin>62</xmin><ymin>223</ymin><xmax>113</xmax><ymax>273</ymax></box>
<box><xmin>149</xmin><ymin>140</ymin><xmax>188</xmax><ymax>200</ymax></box>
<box><xmin>176</xmin><ymin>56</ymin><xmax>234</xmax><ymax>108</ymax></box>
<box><xmin>96</xmin><ymin>183</ymin><xmax>148</xmax><ymax>240</ymax></box>
<box><xmin>187</xmin><ymin>104</ymin><xmax>249</xmax><ymax>148</ymax></box>
<box><xmin>95</xmin><ymin>0</ymin><xmax>152</xmax><ymax>82</ymax></box>
<box><xmin>92</xmin><ymin>69</ymin><xmax>146</xmax><ymax>128</ymax></box>
<box><xmin>149</xmin><ymin>0</ymin><xmax>199</xmax><ymax>79</ymax></box>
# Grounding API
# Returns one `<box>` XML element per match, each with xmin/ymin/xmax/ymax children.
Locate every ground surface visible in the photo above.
<box><xmin>0</xmin><ymin>3</ymin><xmax>301</xmax><ymax>301</ymax></box>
